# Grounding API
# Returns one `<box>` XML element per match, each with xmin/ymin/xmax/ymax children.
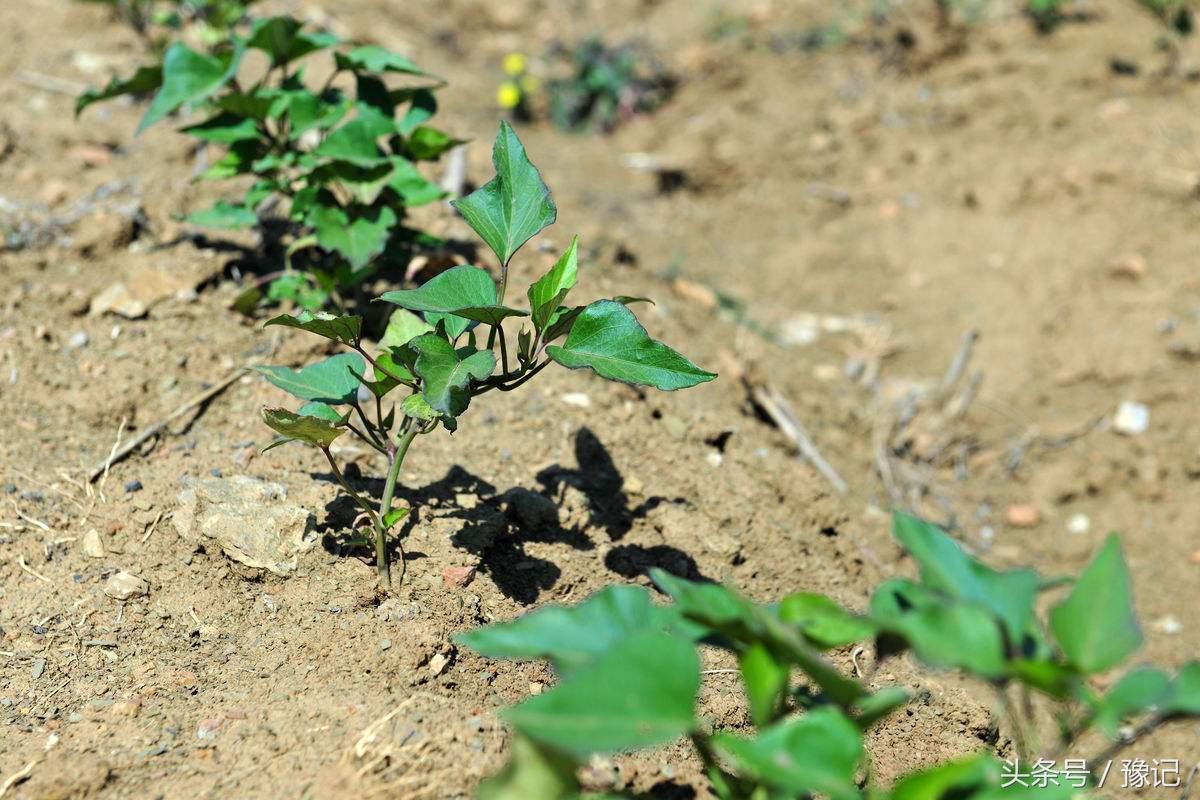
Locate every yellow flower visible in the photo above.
<box><xmin>502</xmin><ymin>52</ymin><xmax>527</xmax><ymax>77</ymax></box>
<box><xmin>497</xmin><ymin>82</ymin><xmax>522</xmax><ymax>109</ymax></box>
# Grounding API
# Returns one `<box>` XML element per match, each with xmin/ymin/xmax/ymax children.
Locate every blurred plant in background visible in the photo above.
<box><xmin>76</xmin><ymin>0</ymin><xmax>258</xmax><ymax>49</ymax></box>
<box><xmin>77</xmin><ymin>15</ymin><xmax>458</xmax><ymax>312</ymax></box>
<box><xmin>497</xmin><ymin>38</ymin><xmax>676</xmax><ymax>134</ymax></box>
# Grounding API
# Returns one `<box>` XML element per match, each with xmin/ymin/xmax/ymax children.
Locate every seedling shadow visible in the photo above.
<box><xmin>315</xmin><ymin>428</ymin><xmax>706</xmax><ymax>602</ymax></box>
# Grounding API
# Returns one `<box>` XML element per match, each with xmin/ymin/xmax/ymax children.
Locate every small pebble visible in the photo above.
<box><xmin>1067</xmin><ymin>513</ymin><xmax>1091</xmax><ymax>535</ymax></box>
<box><xmin>209</xmin><ymin>468</ymin><xmax>222</xmax><ymax>477</ymax></box>
<box><xmin>104</xmin><ymin>571</ymin><xmax>149</xmax><ymax>600</ymax></box>
<box><xmin>1154</xmin><ymin>615</ymin><xmax>1183</xmax><ymax>635</ymax></box>
<box><xmin>1191</xmin><ymin>550</ymin><xmax>1200</xmax><ymax>565</ymax></box>
<box><xmin>429</xmin><ymin>652</ymin><xmax>450</xmax><ymax>677</ymax></box>
<box><xmin>112</xmin><ymin>698</ymin><xmax>142</xmax><ymax>717</ymax></box>
<box><xmin>67</xmin><ymin>330</ymin><xmax>89</xmax><ymax>349</ymax></box>
<box><xmin>1113</xmin><ymin>401</ymin><xmax>1149</xmax><ymax>436</ymax></box>
<box><xmin>442</xmin><ymin>566</ymin><xmax>477</xmax><ymax>589</ymax></box>
<box><xmin>1005</xmin><ymin>504</ymin><xmax>1041</xmax><ymax>528</ymax></box>
<box><xmin>529</xmin><ymin>681</ymin><xmax>544</xmax><ymax>696</ymax></box>
<box><xmin>82</xmin><ymin>528</ymin><xmax>105</xmax><ymax>558</ymax></box>
<box><xmin>124</xmin><ymin>480</ymin><xmax>143</xmax><ymax>493</ymax></box>
<box><xmin>560</xmin><ymin>392</ymin><xmax>591</xmax><ymax>408</ymax></box>
<box><xmin>378</xmin><ymin>639</ymin><xmax>392</xmax><ymax>652</ymax></box>
<box><xmin>31</xmin><ymin>658</ymin><xmax>45</xmax><ymax>680</ymax></box>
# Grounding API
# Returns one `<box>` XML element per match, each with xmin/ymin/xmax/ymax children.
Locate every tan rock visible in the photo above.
<box><xmin>1005</xmin><ymin>504</ymin><xmax>1041</xmax><ymax>528</ymax></box>
<box><xmin>103</xmin><ymin>571</ymin><xmax>148</xmax><ymax>600</ymax></box>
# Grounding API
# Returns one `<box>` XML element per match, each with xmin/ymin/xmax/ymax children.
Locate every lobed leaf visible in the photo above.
<box><xmin>379</xmin><ymin>309</ymin><xmax>434</xmax><ymax>351</ymax></box>
<box><xmin>458</xmin><ymin>584</ymin><xmax>700</xmax><ymax>677</ymax></box>
<box><xmin>246</xmin><ymin>16</ymin><xmax>338</xmax><ymax>66</ymax></box>
<box><xmin>893</xmin><ymin>512</ymin><xmax>1039</xmax><ymax>644</ymax></box>
<box><xmin>410</xmin><ymin>334</ymin><xmax>495</xmax><ymax>419</ymax></box>
<box><xmin>262</xmin><ymin>407</ymin><xmax>343</xmax><ymax>448</ymax></box>
<box><xmin>138</xmin><ymin>43</ymin><xmax>243</xmax><ymax>134</ymax></box>
<box><xmin>546</xmin><ymin>300</ymin><xmax>716</xmax><ymax>391</ymax></box>
<box><xmin>257</xmin><ymin>352</ymin><xmax>364</xmax><ymax>404</ymax></box>
<box><xmin>379</xmin><ymin>264</ymin><xmax>527</xmax><ymax>326</ymax></box>
<box><xmin>1049</xmin><ymin>534</ymin><xmax>1141</xmax><ymax>674</ymax></box>
<box><xmin>502</xmin><ymin>631</ymin><xmax>698</xmax><ymax>758</ymax></box>
<box><xmin>265</xmin><ymin>311</ymin><xmax>362</xmax><ymax>346</ymax></box>
<box><xmin>309</xmin><ymin>200</ymin><xmax>397</xmax><ymax>270</ymax></box>
<box><xmin>452</xmin><ymin>121</ymin><xmax>557</xmax><ymax>266</ymax></box>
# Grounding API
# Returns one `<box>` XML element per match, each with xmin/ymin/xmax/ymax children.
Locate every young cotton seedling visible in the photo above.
<box><xmin>460</xmin><ymin>513</ymin><xmax>1200</xmax><ymax>799</ymax></box>
<box><xmin>76</xmin><ymin>15</ymin><xmax>456</xmax><ymax>310</ymax></box>
<box><xmin>256</xmin><ymin>122</ymin><xmax>716</xmax><ymax>590</ymax></box>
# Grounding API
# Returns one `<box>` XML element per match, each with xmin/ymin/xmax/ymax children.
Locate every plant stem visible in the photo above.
<box><xmin>999</xmin><ymin>686</ymin><xmax>1031</xmax><ymax>763</ymax></box>
<box><xmin>375</xmin><ymin>428</ymin><xmax>419</xmax><ymax>591</ymax></box>
<box><xmin>497</xmin><ymin>323</ymin><xmax>510</xmax><ymax>373</ymax></box>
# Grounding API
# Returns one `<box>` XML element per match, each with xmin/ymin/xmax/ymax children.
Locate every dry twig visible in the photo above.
<box><xmin>88</xmin><ymin>369</ymin><xmax>247</xmax><ymax>481</ymax></box>
<box><xmin>748</xmin><ymin>381</ymin><xmax>848</xmax><ymax>494</ymax></box>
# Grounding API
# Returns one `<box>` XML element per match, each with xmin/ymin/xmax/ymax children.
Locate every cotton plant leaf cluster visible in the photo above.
<box><xmin>77</xmin><ymin>13</ymin><xmax>457</xmax><ymax>309</ymax></box>
<box><xmin>253</xmin><ymin>123</ymin><xmax>714</xmax><ymax>589</ymax></box>
<box><xmin>461</xmin><ymin>512</ymin><xmax>1200</xmax><ymax>799</ymax></box>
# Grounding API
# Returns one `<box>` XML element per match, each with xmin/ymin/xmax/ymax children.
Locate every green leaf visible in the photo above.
<box><xmin>651</xmin><ymin>569</ymin><xmax>866</xmax><ymax>707</ymax></box>
<box><xmin>309</xmin><ymin>201</ymin><xmax>397</xmax><ymax>269</ymax></box>
<box><xmin>1049</xmin><ymin>534</ymin><xmax>1141</xmax><ymax>674</ymax></box>
<box><xmin>739</xmin><ymin>642</ymin><xmax>788</xmax><ymax>727</ymax></box>
<box><xmin>382</xmin><ymin>507</ymin><xmax>410</xmax><ymax>530</ymax></box>
<box><xmin>458</xmin><ymin>585</ymin><xmax>700</xmax><ymax>677</ymax></box>
<box><xmin>298</xmin><ymin>401</ymin><xmax>345</xmax><ymax>423</ymax></box>
<box><xmin>547</xmin><ymin>301</ymin><xmax>716</xmax><ymax>391</ymax></box>
<box><xmin>257</xmin><ymin>352</ymin><xmax>364</xmax><ymax>404</ymax></box>
<box><xmin>180</xmin><ymin>112</ymin><xmax>261</xmax><ymax>143</ymax></box>
<box><xmin>528</xmin><ymin>236</ymin><xmax>579</xmax><ymax>333</ymax></box>
<box><xmin>1165</xmin><ymin>661</ymin><xmax>1200</xmax><ymax>716</ymax></box>
<box><xmin>477</xmin><ymin>735</ymin><xmax>579</xmax><ymax>800</ymax></box>
<box><xmin>183</xmin><ymin>201</ymin><xmax>257</xmax><ymax>229</ymax></box>
<box><xmin>410</xmin><ymin>335</ymin><xmax>494</xmax><ymax>418</ymax></box>
<box><xmin>1008</xmin><ymin>659</ymin><xmax>1080</xmax><ymax>699</ymax></box>
<box><xmin>288</xmin><ymin>93</ymin><xmax>351</xmax><ymax>138</ymax></box>
<box><xmin>388</xmin><ymin>157</ymin><xmax>446</xmax><ymax>206</ymax></box>
<box><xmin>401</xmin><ymin>392</ymin><xmax>439</xmax><ymax>422</ymax></box>
<box><xmin>502</xmin><ymin>631</ymin><xmax>698</xmax><ymax>758</ymax></box>
<box><xmin>379</xmin><ymin>265</ymin><xmax>528</xmax><ymax>326</ymax></box>
<box><xmin>396</xmin><ymin>88</ymin><xmax>437</xmax><ymax>135</ymax></box>
<box><xmin>380</xmin><ymin>309</ymin><xmax>434</xmax><ymax>351</ymax></box>
<box><xmin>319</xmin><ymin>161</ymin><xmax>396</xmax><ymax>206</ymax></box>
<box><xmin>138</xmin><ymin>43</ymin><xmax>242</xmax><ymax>134</ymax></box>
<box><xmin>852</xmin><ymin>686</ymin><xmax>911</xmax><ymax>729</ymax></box>
<box><xmin>246</xmin><ymin>16</ymin><xmax>338</xmax><ymax>66</ymax></box>
<box><xmin>778</xmin><ymin>593</ymin><xmax>877</xmax><ymax>649</ymax></box>
<box><xmin>76</xmin><ymin>65</ymin><xmax>162</xmax><ymax>116</ymax></box>
<box><xmin>262</xmin><ymin>406</ymin><xmax>343</xmax><ymax>448</ymax></box>
<box><xmin>893</xmin><ymin>512</ymin><xmax>1039</xmax><ymax>643</ymax></box>
<box><xmin>711</xmin><ymin>708</ymin><xmax>862</xmax><ymax>800</ymax></box>
<box><xmin>452</xmin><ymin>121</ymin><xmax>557</xmax><ymax>265</ymax></box>
<box><xmin>335</xmin><ymin>45</ymin><xmax>426</xmax><ymax>75</ymax></box>
<box><xmin>313</xmin><ymin>117</ymin><xmax>389</xmax><ymax>167</ymax></box>
<box><xmin>405</xmin><ymin>125</ymin><xmax>462</xmax><ymax>161</ymax></box>
<box><xmin>1090</xmin><ymin>667</ymin><xmax>1171</xmax><ymax>738</ymax></box>
<box><xmin>265</xmin><ymin>311</ymin><xmax>362</xmax><ymax>345</ymax></box>
<box><xmin>870</xmin><ymin>579</ymin><xmax>1008</xmax><ymax>679</ymax></box>
<box><xmin>889</xmin><ymin>754</ymin><xmax>999</xmax><ymax>800</ymax></box>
